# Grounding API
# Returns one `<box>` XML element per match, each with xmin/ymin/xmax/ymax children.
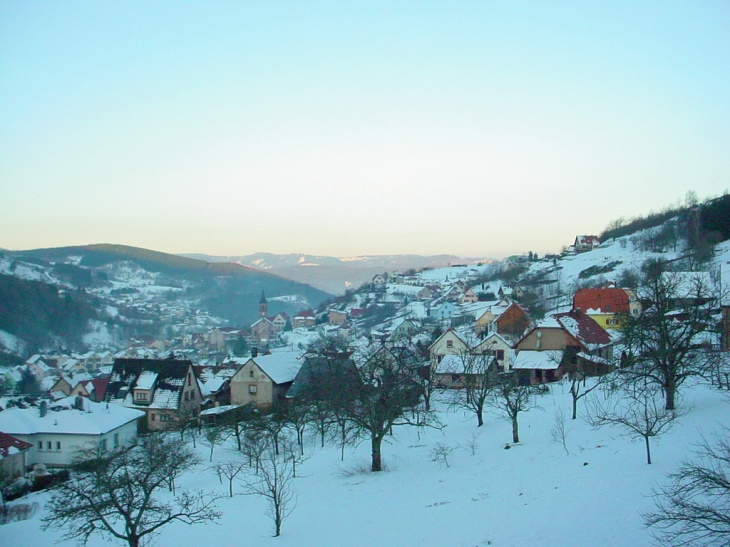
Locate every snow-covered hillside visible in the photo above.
<box><xmin>2</xmin><ymin>380</ymin><xmax>728</xmax><ymax>547</ymax></box>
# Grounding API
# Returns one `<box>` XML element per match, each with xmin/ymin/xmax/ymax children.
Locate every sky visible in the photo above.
<box><xmin>1</xmin><ymin>1</ymin><xmax>729</xmax><ymax>259</ymax></box>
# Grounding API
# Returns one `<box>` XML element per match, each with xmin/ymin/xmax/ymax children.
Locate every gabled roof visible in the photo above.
<box><xmin>251</xmin><ymin>317</ymin><xmax>276</xmax><ymax>328</ymax></box>
<box><xmin>552</xmin><ymin>310</ymin><xmax>612</xmax><ymax>349</ymax></box>
<box><xmin>105</xmin><ymin>358</ymin><xmax>195</xmax><ymax>410</ymax></box>
<box><xmin>0</xmin><ymin>397</ymin><xmax>144</xmax><ymax>436</ymax></box>
<box><xmin>240</xmin><ymin>351</ymin><xmax>303</xmax><ymax>385</ymax></box>
<box><xmin>575</xmin><ymin>235</ymin><xmax>600</xmax><ymax>246</ymax></box>
<box><xmin>428</xmin><ymin>327</ymin><xmax>469</xmax><ymax>352</ymax></box>
<box><xmin>0</xmin><ymin>431</ymin><xmax>32</xmax><ymax>457</ymax></box>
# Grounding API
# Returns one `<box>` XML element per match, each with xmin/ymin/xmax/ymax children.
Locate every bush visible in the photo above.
<box><xmin>3</xmin><ymin>478</ymin><xmax>31</xmax><ymax>502</ymax></box>
<box><xmin>31</xmin><ymin>469</ymin><xmax>70</xmax><ymax>492</ymax></box>
<box><xmin>0</xmin><ymin>502</ymin><xmax>40</xmax><ymax>525</ymax></box>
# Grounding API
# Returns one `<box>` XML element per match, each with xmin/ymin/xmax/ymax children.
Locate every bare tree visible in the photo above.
<box><xmin>448</xmin><ymin>349</ymin><xmax>498</xmax><ymax>427</ymax></box>
<box><xmin>550</xmin><ymin>407</ymin><xmax>570</xmax><ymax>456</ymax></box>
<box><xmin>312</xmin><ymin>343</ymin><xmax>435</xmax><ymax>471</ymax></box>
<box><xmin>42</xmin><ymin>434</ymin><xmax>222</xmax><ymax>547</ymax></box>
<box><xmin>620</xmin><ymin>262</ymin><xmax>722</xmax><ymax>410</ymax></box>
<box><xmin>243</xmin><ymin>449</ymin><xmax>296</xmax><ymax>537</ymax></box>
<box><xmin>488</xmin><ymin>373</ymin><xmax>542</xmax><ymax>444</ymax></box>
<box><xmin>242</xmin><ymin>425</ymin><xmax>269</xmax><ymax>473</ymax></box>
<box><xmin>213</xmin><ymin>459</ymin><xmax>248</xmax><ymax>497</ymax></box>
<box><xmin>643</xmin><ymin>430</ymin><xmax>730</xmax><ymax>546</ymax></box>
<box><xmin>588</xmin><ymin>375</ymin><xmax>681</xmax><ymax>464</ymax></box>
<box><xmin>560</xmin><ymin>348</ymin><xmax>604</xmax><ymax>420</ymax></box>
<box><xmin>200</xmin><ymin>426</ymin><xmax>229</xmax><ymax>462</ymax></box>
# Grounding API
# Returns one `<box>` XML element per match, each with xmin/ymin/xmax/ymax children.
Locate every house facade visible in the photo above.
<box><xmin>251</xmin><ymin>318</ymin><xmax>277</xmax><ymax>345</ymax></box>
<box><xmin>0</xmin><ymin>397</ymin><xmax>143</xmax><ymax>468</ymax></box>
<box><xmin>104</xmin><ymin>359</ymin><xmax>202</xmax><ymax>430</ymax></box>
<box><xmin>230</xmin><ymin>351</ymin><xmax>303</xmax><ymax>409</ymax></box>
<box><xmin>0</xmin><ymin>432</ymin><xmax>32</xmax><ymax>479</ymax></box>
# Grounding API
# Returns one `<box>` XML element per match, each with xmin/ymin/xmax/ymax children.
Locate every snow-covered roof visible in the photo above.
<box><xmin>0</xmin><ymin>397</ymin><xmax>144</xmax><ymax>436</ymax></box>
<box><xmin>249</xmin><ymin>351</ymin><xmax>303</xmax><ymax>385</ymax></box>
<box><xmin>435</xmin><ymin>354</ymin><xmax>464</xmax><ymax>374</ymax></box>
<box><xmin>135</xmin><ymin>371</ymin><xmax>158</xmax><ymax>390</ymax></box>
<box><xmin>199</xmin><ymin>404</ymin><xmax>240</xmax><ymax>416</ymax></box>
<box><xmin>512</xmin><ymin>351</ymin><xmax>561</xmax><ymax>370</ymax></box>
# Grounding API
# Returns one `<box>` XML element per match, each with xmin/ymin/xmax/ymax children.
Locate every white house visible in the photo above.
<box><xmin>0</xmin><ymin>396</ymin><xmax>144</xmax><ymax>468</ymax></box>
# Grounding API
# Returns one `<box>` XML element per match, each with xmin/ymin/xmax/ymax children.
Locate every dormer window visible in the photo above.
<box><xmin>136</xmin><ymin>392</ymin><xmax>147</xmax><ymax>401</ymax></box>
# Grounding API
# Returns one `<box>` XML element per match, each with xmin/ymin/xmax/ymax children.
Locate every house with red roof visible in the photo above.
<box><xmin>0</xmin><ymin>431</ymin><xmax>32</xmax><ymax>479</ymax></box>
<box><xmin>574</xmin><ymin>235</ymin><xmax>601</xmax><ymax>252</ymax></box>
<box><xmin>513</xmin><ymin>310</ymin><xmax>614</xmax><ymax>384</ymax></box>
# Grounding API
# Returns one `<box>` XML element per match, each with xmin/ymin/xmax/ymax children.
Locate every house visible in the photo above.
<box><xmin>512</xmin><ymin>311</ymin><xmax>613</xmax><ymax>384</ymax></box>
<box><xmin>0</xmin><ymin>396</ymin><xmax>143</xmax><ymax>468</ymax></box>
<box><xmin>573</xmin><ymin>286</ymin><xmax>640</xmax><ymax>329</ymax></box>
<box><xmin>271</xmin><ymin>312</ymin><xmax>290</xmax><ymax>332</ymax></box>
<box><xmin>458</xmin><ymin>287</ymin><xmax>478</xmax><ymax>304</ymax></box>
<box><xmin>251</xmin><ymin>317</ymin><xmax>277</xmax><ymax>345</ymax></box>
<box><xmin>494</xmin><ymin>302</ymin><xmax>532</xmax><ymax>340</ymax></box>
<box><xmin>473</xmin><ymin>332</ymin><xmax>513</xmax><ymax>373</ymax></box>
<box><xmin>511</xmin><ymin>350</ymin><xmax>563</xmax><ymax>384</ymax></box>
<box><xmin>574</xmin><ymin>235</ymin><xmax>601</xmax><ymax>252</ymax></box>
<box><xmin>292</xmin><ymin>310</ymin><xmax>316</xmax><ymax>329</ymax></box>
<box><xmin>429</xmin><ymin>301</ymin><xmax>457</xmax><ymax>322</ymax></box>
<box><xmin>428</xmin><ymin>328</ymin><xmax>470</xmax><ymax>366</ymax></box>
<box><xmin>104</xmin><ymin>359</ymin><xmax>202</xmax><ymax>430</ymax></box>
<box><xmin>391</xmin><ymin>319</ymin><xmax>419</xmax><ymax>340</ymax></box>
<box><xmin>230</xmin><ymin>351</ymin><xmax>303</xmax><ymax>409</ymax></box>
<box><xmin>0</xmin><ymin>431</ymin><xmax>32</xmax><ymax>479</ymax></box>
<box><xmin>328</xmin><ymin>309</ymin><xmax>348</xmax><ymax>326</ymax></box>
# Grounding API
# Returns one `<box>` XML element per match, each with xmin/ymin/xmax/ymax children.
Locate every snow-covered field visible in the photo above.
<box><xmin>3</xmin><ymin>381</ymin><xmax>728</xmax><ymax>547</ymax></box>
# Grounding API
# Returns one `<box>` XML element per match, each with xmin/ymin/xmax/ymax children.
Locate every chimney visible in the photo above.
<box><xmin>39</xmin><ymin>401</ymin><xmax>48</xmax><ymax>418</ymax></box>
<box><xmin>251</xmin><ymin>347</ymin><xmax>258</xmax><ymax>358</ymax></box>
<box><xmin>74</xmin><ymin>395</ymin><xmax>85</xmax><ymax>411</ymax></box>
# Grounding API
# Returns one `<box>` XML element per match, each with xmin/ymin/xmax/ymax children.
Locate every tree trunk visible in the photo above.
<box><xmin>371</xmin><ymin>435</ymin><xmax>383</xmax><ymax>472</ymax></box>
<box><xmin>665</xmin><ymin>378</ymin><xmax>676</xmax><ymax>411</ymax></box>
<box><xmin>645</xmin><ymin>435</ymin><xmax>652</xmax><ymax>465</ymax></box>
<box><xmin>512</xmin><ymin>415</ymin><xmax>520</xmax><ymax>443</ymax></box>
<box><xmin>571</xmin><ymin>383</ymin><xmax>578</xmax><ymax>420</ymax></box>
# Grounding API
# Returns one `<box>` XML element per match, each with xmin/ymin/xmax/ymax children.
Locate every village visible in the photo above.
<box><xmin>2</xmin><ymin>231</ymin><xmax>728</xmax><ymax>480</ymax></box>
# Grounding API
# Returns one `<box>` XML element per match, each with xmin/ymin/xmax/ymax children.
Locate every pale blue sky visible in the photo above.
<box><xmin>1</xmin><ymin>1</ymin><xmax>728</xmax><ymax>258</ymax></box>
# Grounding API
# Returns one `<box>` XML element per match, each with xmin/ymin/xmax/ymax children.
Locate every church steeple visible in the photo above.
<box><xmin>259</xmin><ymin>290</ymin><xmax>268</xmax><ymax>318</ymax></box>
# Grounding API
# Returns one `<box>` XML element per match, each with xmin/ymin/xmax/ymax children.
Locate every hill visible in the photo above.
<box><xmin>183</xmin><ymin>252</ymin><xmax>493</xmax><ymax>294</ymax></box>
<box><xmin>0</xmin><ymin>245</ymin><xmax>332</xmax><ymax>354</ymax></box>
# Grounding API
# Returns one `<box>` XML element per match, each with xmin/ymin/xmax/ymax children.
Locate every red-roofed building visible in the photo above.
<box><xmin>0</xmin><ymin>431</ymin><xmax>33</xmax><ymax>478</ymax></box>
<box><xmin>574</xmin><ymin>235</ymin><xmax>601</xmax><ymax>252</ymax></box>
<box><xmin>572</xmin><ymin>287</ymin><xmax>640</xmax><ymax>329</ymax></box>
<box><xmin>293</xmin><ymin>310</ymin><xmax>316</xmax><ymax>329</ymax></box>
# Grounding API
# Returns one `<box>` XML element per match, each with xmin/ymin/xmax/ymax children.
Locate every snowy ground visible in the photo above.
<box><xmin>2</xmin><ymin>380</ymin><xmax>729</xmax><ymax>547</ymax></box>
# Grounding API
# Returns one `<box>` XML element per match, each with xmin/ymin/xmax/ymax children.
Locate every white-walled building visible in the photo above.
<box><xmin>0</xmin><ymin>396</ymin><xmax>143</xmax><ymax>468</ymax></box>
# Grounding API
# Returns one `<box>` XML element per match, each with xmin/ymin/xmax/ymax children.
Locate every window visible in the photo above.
<box><xmin>136</xmin><ymin>392</ymin><xmax>147</xmax><ymax>401</ymax></box>
<box><xmin>249</xmin><ymin>385</ymin><xmax>258</xmax><ymax>395</ymax></box>
<box><xmin>160</xmin><ymin>414</ymin><xmax>171</xmax><ymax>422</ymax></box>
<box><xmin>446</xmin><ymin>340</ymin><xmax>453</xmax><ymax>349</ymax></box>
<box><xmin>250</xmin><ymin>369</ymin><xmax>254</xmax><ymax>377</ymax></box>
<box><xmin>100</xmin><ymin>439</ymin><xmax>107</xmax><ymax>452</ymax></box>
<box><xmin>493</xmin><ymin>350</ymin><xmax>505</xmax><ymax>360</ymax></box>
<box><xmin>184</xmin><ymin>391</ymin><xmax>188</xmax><ymax>401</ymax></box>
<box><xmin>47</xmin><ymin>441</ymin><xmax>52</xmax><ymax>450</ymax></box>
<box><xmin>151</xmin><ymin>413</ymin><xmax>156</xmax><ymax>422</ymax></box>
<box><xmin>114</xmin><ymin>433</ymin><xmax>119</xmax><ymax>447</ymax></box>
<box><xmin>38</xmin><ymin>441</ymin><xmax>43</xmax><ymax>451</ymax></box>
<box><xmin>187</xmin><ymin>372</ymin><xmax>191</xmax><ymax>387</ymax></box>
<box><xmin>56</xmin><ymin>441</ymin><xmax>61</xmax><ymax>451</ymax></box>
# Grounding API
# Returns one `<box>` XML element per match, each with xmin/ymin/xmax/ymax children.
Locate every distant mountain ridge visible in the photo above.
<box><xmin>2</xmin><ymin>245</ymin><xmax>332</xmax><ymax>353</ymax></box>
<box><xmin>182</xmin><ymin>252</ymin><xmax>494</xmax><ymax>293</ymax></box>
